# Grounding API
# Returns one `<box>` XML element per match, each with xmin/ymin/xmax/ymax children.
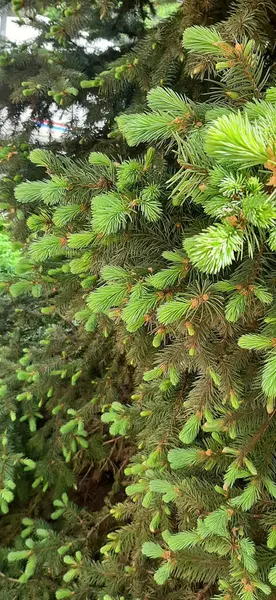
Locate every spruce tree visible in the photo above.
<box><xmin>0</xmin><ymin>0</ymin><xmax>149</xmax><ymax>148</ymax></box>
<box><xmin>1</xmin><ymin>2</ymin><xmax>276</xmax><ymax>600</ymax></box>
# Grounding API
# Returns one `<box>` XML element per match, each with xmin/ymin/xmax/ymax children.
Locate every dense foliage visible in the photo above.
<box><xmin>1</xmin><ymin>2</ymin><xmax>276</xmax><ymax>600</ymax></box>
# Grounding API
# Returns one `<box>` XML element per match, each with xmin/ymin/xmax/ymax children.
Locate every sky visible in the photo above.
<box><xmin>5</xmin><ymin>17</ymin><xmax>38</xmax><ymax>42</ymax></box>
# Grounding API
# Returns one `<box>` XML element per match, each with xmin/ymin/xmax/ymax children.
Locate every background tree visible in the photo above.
<box><xmin>0</xmin><ymin>0</ymin><xmax>151</xmax><ymax>150</ymax></box>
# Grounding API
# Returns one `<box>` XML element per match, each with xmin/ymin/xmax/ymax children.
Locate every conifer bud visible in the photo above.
<box><xmin>225</xmin><ymin>91</ymin><xmax>240</xmax><ymax>99</ymax></box>
<box><xmin>216</xmin><ymin>61</ymin><xmax>231</xmax><ymax>70</ymax></box>
<box><xmin>185</xmin><ymin>321</ymin><xmax>195</xmax><ymax>336</ymax></box>
<box><xmin>230</xmin><ymin>390</ymin><xmax>240</xmax><ymax>409</ymax></box>
<box><xmin>22</xmin><ymin>89</ymin><xmax>36</xmax><ymax>97</ymax></box>
<box><xmin>244</xmin><ymin>458</ymin><xmax>257</xmax><ymax>475</ymax></box>
<box><xmin>266</xmin><ymin>396</ymin><xmax>274</xmax><ymax>414</ymax></box>
<box><xmin>192</xmin><ymin>63</ymin><xmax>204</xmax><ymax>75</ymax></box>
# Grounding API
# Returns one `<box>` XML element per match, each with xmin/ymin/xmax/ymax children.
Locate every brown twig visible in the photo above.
<box><xmin>0</xmin><ymin>571</ymin><xmax>19</xmax><ymax>583</ymax></box>
<box><xmin>86</xmin><ymin>512</ymin><xmax>111</xmax><ymax>539</ymax></box>
<box><xmin>196</xmin><ymin>582</ymin><xmax>213</xmax><ymax>600</ymax></box>
<box><xmin>240</xmin><ymin>409</ymin><xmax>276</xmax><ymax>459</ymax></box>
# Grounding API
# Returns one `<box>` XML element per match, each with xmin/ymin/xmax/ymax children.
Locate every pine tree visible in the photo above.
<box><xmin>0</xmin><ymin>0</ymin><xmax>150</xmax><ymax>149</ymax></box>
<box><xmin>1</xmin><ymin>2</ymin><xmax>276</xmax><ymax>600</ymax></box>
<box><xmin>0</xmin><ymin>143</ymin><xmax>137</xmax><ymax>598</ymax></box>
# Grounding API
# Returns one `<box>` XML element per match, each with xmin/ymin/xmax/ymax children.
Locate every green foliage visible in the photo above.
<box><xmin>2</xmin><ymin>3</ymin><xmax>276</xmax><ymax>600</ymax></box>
<box><xmin>0</xmin><ymin>231</ymin><xmax>20</xmax><ymax>273</ymax></box>
<box><xmin>205</xmin><ymin>112</ymin><xmax>271</xmax><ymax>167</ymax></box>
